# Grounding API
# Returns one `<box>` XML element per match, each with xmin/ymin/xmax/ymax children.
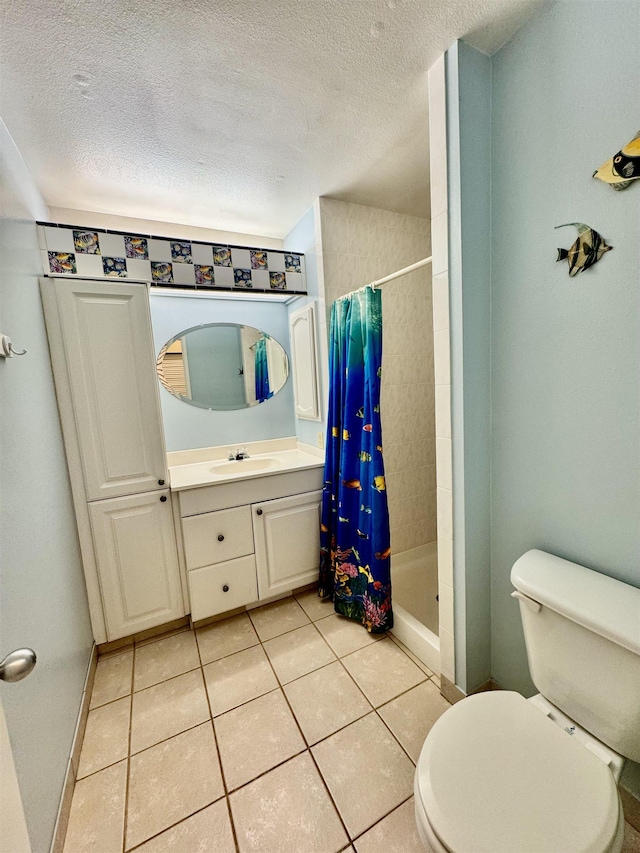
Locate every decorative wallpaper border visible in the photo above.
<box><xmin>37</xmin><ymin>223</ymin><xmax>307</xmax><ymax>294</ymax></box>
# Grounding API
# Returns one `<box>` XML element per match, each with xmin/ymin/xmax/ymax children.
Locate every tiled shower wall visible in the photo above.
<box><xmin>317</xmin><ymin>198</ymin><xmax>436</xmax><ymax>554</ymax></box>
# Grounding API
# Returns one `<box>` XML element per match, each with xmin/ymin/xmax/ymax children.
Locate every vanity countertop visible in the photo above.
<box><xmin>168</xmin><ymin>441</ymin><xmax>324</xmax><ymax>491</ymax></box>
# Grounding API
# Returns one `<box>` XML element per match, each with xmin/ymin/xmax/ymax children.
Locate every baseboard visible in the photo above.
<box><xmin>50</xmin><ymin>644</ymin><xmax>97</xmax><ymax>853</ymax></box>
<box><xmin>96</xmin><ymin>616</ymin><xmax>190</xmax><ymax>655</ymax></box>
<box><xmin>620</xmin><ymin>785</ymin><xmax>640</xmax><ymax>833</ymax></box>
<box><xmin>471</xmin><ymin>678</ymin><xmax>502</xmax><ymax>693</ymax></box>
<box><xmin>440</xmin><ymin>674</ymin><xmax>466</xmax><ymax>704</ymax></box>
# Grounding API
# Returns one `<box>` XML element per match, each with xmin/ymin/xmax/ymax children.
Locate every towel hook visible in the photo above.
<box><xmin>1</xmin><ymin>335</ymin><xmax>27</xmax><ymax>358</ymax></box>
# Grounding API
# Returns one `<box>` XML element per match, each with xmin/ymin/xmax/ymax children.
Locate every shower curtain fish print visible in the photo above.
<box><xmin>319</xmin><ymin>284</ymin><xmax>393</xmax><ymax>633</ymax></box>
<box><xmin>254</xmin><ymin>336</ymin><xmax>272</xmax><ymax>403</ymax></box>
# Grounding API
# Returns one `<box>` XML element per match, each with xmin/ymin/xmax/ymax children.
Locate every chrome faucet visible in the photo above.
<box><xmin>228</xmin><ymin>447</ymin><xmax>250</xmax><ymax>460</ymax></box>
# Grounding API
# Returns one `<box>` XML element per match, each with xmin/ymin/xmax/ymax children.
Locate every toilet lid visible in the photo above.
<box><xmin>415</xmin><ymin>691</ymin><xmax>620</xmax><ymax>853</ymax></box>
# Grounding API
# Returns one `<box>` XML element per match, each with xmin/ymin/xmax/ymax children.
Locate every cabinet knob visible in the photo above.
<box><xmin>160</xmin><ymin>495</ymin><xmax>167</xmax><ymax>502</ymax></box>
<box><xmin>217</xmin><ymin>534</ymin><xmax>225</xmax><ymax>542</ymax></box>
<box><xmin>158</xmin><ymin>479</ymin><xmax>165</xmax><ymax>486</ymax></box>
<box><xmin>256</xmin><ymin>508</ymin><xmax>263</xmax><ymax>515</ymax></box>
<box><xmin>222</xmin><ymin>584</ymin><xmax>229</xmax><ymax>592</ymax></box>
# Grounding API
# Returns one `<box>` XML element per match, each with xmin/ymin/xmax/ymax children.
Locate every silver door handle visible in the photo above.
<box><xmin>0</xmin><ymin>649</ymin><xmax>36</xmax><ymax>683</ymax></box>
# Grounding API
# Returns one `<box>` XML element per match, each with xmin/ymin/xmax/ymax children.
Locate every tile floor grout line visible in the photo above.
<box><xmin>123</xmin><ymin>794</ymin><xmax>228</xmax><ymax>853</ymax></box>
<box><xmin>337</xmin><ymin>639</ymin><xmax>431</xmax><ymax>710</ymax></box>
<box><xmin>372</xmin><ymin>673</ymin><xmax>431</xmax><ymax>712</ymax></box>
<box><xmin>133</xmin><ymin>660</ymin><xmax>202</xmax><ymax>694</ymax></box>
<box><xmin>259</xmin><ymin>632</ymin><xmax>353</xmax><ymax>847</ymax></box>
<box><xmin>122</xmin><ymin>668</ymin><xmax>220</xmax><ymax>850</ymax></box>
<box><xmin>96</xmin><ymin>645</ymin><xmax>134</xmax><ymax>662</ymax></box>
<box><xmin>248</xmin><ymin>613</ymin><xmax>312</xmax><ymax>644</ymax></box>
<box><xmin>121</xmin><ymin>642</ymin><xmax>135</xmax><ymax>853</ymax></box>
<box><xmin>374</xmin><ymin>708</ymin><xmax>418</xmax><ymax>767</ymax></box>
<box><xmin>225</xmin><ymin>745</ymin><xmax>309</xmax><ymax>795</ymax></box>
<box><xmin>349</xmin><ymin>793</ymin><xmax>415</xmax><ymax>847</ymax></box>
<box><xmin>332</xmin><ymin>642</ymin><xmax>417</xmax><ymax>717</ymax></box>
<box><xmin>387</xmin><ymin>632</ymin><xmax>435</xmax><ymax>679</ymax></box>
<box><xmin>194</xmin><ymin>635</ymin><xmax>241</xmax><ymax>853</ymax></box>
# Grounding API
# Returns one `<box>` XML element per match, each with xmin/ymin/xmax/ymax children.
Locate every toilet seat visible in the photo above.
<box><xmin>415</xmin><ymin>691</ymin><xmax>623</xmax><ymax>853</ymax></box>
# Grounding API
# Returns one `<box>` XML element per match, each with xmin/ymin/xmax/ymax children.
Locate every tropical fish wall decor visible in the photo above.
<box><xmin>593</xmin><ymin>131</ymin><xmax>640</xmax><ymax>191</ymax></box>
<box><xmin>555</xmin><ymin>223</ymin><xmax>612</xmax><ymax>277</ymax></box>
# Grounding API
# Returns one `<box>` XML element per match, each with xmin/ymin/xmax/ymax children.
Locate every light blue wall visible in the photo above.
<box><xmin>150</xmin><ymin>294</ymin><xmax>296</xmax><ymax>450</ymax></box>
<box><xmin>490</xmin><ymin>0</ymin><xmax>640</xmax><ymax>697</ymax></box>
<box><xmin>0</xmin><ymin>119</ymin><xmax>94</xmax><ymax>852</ymax></box>
<box><xmin>446</xmin><ymin>42</ymin><xmax>492</xmax><ymax>693</ymax></box>
<box><xmin>285</xmin><ymin>204</ymin><xmax>327</xmax><ymax>448</ymax></box>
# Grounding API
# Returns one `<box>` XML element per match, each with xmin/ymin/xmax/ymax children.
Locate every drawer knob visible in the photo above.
<box><xmin>158</xmin><ymin>479</ymin><xmax>165</xmax><ymax>486</ymax></box>
<box><xmin>160</xmin><ymin>495</ymin><xmax>167</xmax><ymax>502</ymax></box>
<box><xmin>256</xmin><ymin>508</ymin><xmax>263</xmax><ymax>515</ymax></box>
<box><xmin>222</xmin><ymin>584</ymin><xmax>229</xmax><ymax>592</ymax></box>
<box><xmin>217</xmin><ymin>534</ymin><xmax>225</xmax><ymax>542</ymax></box>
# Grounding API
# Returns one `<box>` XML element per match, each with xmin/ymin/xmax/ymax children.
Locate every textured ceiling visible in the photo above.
<box><xmin>0</xmin><ymin>0</ymin><xmax>543</xmax><ymax>237</ymax></box>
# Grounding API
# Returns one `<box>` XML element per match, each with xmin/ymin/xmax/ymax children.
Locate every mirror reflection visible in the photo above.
<box><xmin>157</xmin><ymin>323</ymin><xmax>289</xmax><ymax>410</ymax></box>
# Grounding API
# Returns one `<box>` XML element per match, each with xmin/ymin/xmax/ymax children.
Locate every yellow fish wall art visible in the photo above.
<box><xmin>555</xmin><ymin>223</ymin><xmax>612</xmax><ymax>276</ymax></box>
<box><xmin>593</xmin><ymin>131</ymin><xmax>640</xmax><ymax>191</ymax></box>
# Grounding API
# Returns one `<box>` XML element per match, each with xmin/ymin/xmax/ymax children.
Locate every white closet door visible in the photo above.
<box><xmin>252</xmin><ymin>491</ymin><xmax>322</xmax><ymax>598</ymax></box>
<box><xmin>289</xmin><ymin>303</ymin><xmax>320</xmax><ymax>421</ymax></box>
<box><xmin>89</xmin><ymin>491</ymin><xmax>184</xmax><ymax>640</ymax></box>
<box><xmin>53</xmin><ymin>279</ymin><xmax>167</xmax><ymax>501</ymax></box>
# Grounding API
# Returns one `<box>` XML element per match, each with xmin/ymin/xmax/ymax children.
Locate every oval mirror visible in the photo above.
<box><xmin>157</xmin><ymin>323</ymin><xmax>289</xmax><ymax>410</ymax></box>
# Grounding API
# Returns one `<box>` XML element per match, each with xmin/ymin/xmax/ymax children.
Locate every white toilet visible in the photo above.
<box><xmin>414</xmin><ymin>549</ymin><xmax>640</xmax><ymax>853</ymax></box>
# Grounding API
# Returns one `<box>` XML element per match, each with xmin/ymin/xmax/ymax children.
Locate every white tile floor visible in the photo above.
<box><xmin>63</xmin><ymin>590</ymin><xmax>640</xmax><ymax>853</ymax></box>
<box><xmin>64</xmin><ymin>591</ymin><xmax>439</xmax><ymax>853</ymax></box>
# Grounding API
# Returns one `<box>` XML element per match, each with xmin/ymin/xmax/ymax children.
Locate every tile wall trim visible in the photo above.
<box><xmin>38</xmin><ymin>222</ymin><xmax>307</xmax><ymax>296</ymax></box>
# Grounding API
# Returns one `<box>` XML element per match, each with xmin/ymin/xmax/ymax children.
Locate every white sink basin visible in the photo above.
<box><xmin>209</xmin><ymin>457</ymin><xmax>280</xmax><ymax>476</ymax></box>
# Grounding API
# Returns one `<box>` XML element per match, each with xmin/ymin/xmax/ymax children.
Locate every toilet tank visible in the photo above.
<box><xmin>511</xmin><ymin>550</ymin><xmax>640</xmax><ymax>763</ymax></box>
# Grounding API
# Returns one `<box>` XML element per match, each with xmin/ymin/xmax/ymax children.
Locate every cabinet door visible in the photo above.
<box><xmin>53</xmin><ymin>279</ymin><xmax>167</xmax><ymax>500</ymax></box>
<box><xmin>89</xmin><ymin>491</ymin><xmax>184</xmax><ymax>640</ymax></box>
<box><xmin>289</xmin><ymin>303</ymin><xmax>320</xmax><ymax>421</ymax></box>
<box><xmin>252</xmin><ymin>491</ymin><xmax>321</xmax><ymax>599</ymax></box>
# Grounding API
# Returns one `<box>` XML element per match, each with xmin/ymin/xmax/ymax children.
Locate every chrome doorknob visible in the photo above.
<box><xmin>0</xmin><ymin>649</ymin><xmax>36</xmax><ymax>683</ymax></box>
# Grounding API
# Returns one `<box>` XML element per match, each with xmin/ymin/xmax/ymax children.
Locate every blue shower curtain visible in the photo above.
<box><xmin>254</xmin><ymin>337</ymin><xmax>272</xmax><ymax>403</ymax></box>
<box><xmin>319</xmin><ymin>285</ymin><xmax>393</xmax><ymax>633</ymax></box>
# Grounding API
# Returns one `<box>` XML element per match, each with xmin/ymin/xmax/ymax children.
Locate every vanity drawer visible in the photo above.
<box><xmin>182</xmin><ymin>505</ymin><xmax>254</xmax><ymax>569</ymax></box>
<box><xmin>188</xmin><ymin>555</ymin><xmax>258</xmax><ymax>621</ymax></box>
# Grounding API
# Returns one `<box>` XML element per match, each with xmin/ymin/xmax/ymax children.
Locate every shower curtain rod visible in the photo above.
<box><xmin>371</xmin><ymin>256</ymin><xmax>432</xmax><ymax>289</ymax></box>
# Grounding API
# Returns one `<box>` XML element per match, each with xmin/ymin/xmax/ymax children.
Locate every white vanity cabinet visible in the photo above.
<box><xmin>41</xmin><ymin>278</ymin><xmax>185</xmax><ymax>644</ymax></box>
<box><xmin>252</xmin><ymin>491</ymin><xmax>322</xmax><ymax>598</ymax></box>
<box><xmin>176</xmin><ymin>467</ymin><xmax>323</xmax><ymax>622</ymax></box>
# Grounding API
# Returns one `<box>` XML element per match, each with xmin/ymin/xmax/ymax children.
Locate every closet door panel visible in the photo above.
<box><xmin>54</xmin><ymin>279</ymin><xmax>166</xmax><ymax>500</ymax></box>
